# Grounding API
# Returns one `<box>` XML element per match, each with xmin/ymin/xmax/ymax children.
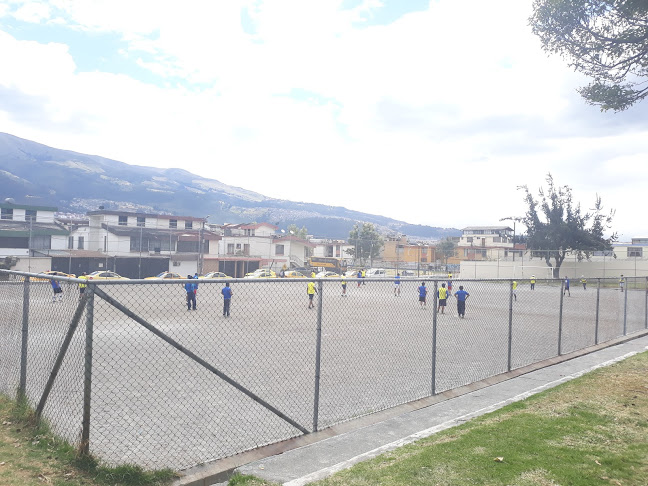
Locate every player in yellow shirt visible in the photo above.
<box><xmin>307</xmin><ymin>280</ymin><xmax>317</xmax><ymax>308</ymax></box>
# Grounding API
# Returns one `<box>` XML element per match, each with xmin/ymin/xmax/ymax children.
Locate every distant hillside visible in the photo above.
<box><xmin>0</xmin><ymin>132</ymin><xmax>460</xmax><ymax>240</ymax></box>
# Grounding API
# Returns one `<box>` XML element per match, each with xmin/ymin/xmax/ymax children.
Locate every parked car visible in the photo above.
<box><xmin>87</xmin><ymin>271</ymin><xmax>129</xmax><ymax>280</ymax></box>
<box><xmin>366</xmin><ymin>268</ymin><xmax>387</xmax><ymax>277</ymax></box>
<box><xmin>400</xmin><ymin>270</ymin><xmax>416</xmax><ymax>276</ymax></box>
<box><xmin>283</xmin><ymin>270</ymin><xmax>307</xmax><ymax>278</ymax></box>
<box><xmin>32</xmin><ymin>270</ymin><xmax>76</xmax><ymax>281</ymax></box>
<box><xmin>244</xmin><ymin>269</ymin><xmax>277</xmax><ymax>279</ymax></box>
<box><xmin>144</xmin><ymin>272</ymin><xmax>183</xmax><ymax>280</ymax></box>
<box><xmin>200</xmin><ymin>272</ymin><xmax>232</xmax><ymax>279</ymax></box>
<box><xmin>316</xmin><ymin>271</ymin><xmax>340</xmax><ymax>278</ymax></box>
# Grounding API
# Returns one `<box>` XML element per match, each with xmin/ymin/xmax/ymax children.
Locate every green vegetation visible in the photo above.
<box><xmin>530</xmin><ymin>0</ymin><xmax>648</xmax><ymax>111</ymax></box>
<box><xmin>346</xmin><ymin>222</ymin><xmax>384</xmax><ymax>264</ymax></box>
<box><xmin>506</xmin><ymin>173</ymin><xmax>616</xmax><ymax>278</ymax></box>
<box><xmin>0</xmin><ymin>394</ymin><xmax>177</xmax><ymax>486</ymax></box>
<box><xmin>2</xmin><ymin>352</ymin><xmax>647</xmax><ymax>485</ymax></box>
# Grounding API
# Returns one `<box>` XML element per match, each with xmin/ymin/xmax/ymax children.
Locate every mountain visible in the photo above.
<box><xmin>0</xmin><ymin>132</ymin><xmax>459</xmax><ymax>240</ymax></box>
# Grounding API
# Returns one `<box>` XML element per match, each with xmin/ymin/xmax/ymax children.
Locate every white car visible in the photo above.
<box><xmin>366</xmin><ymin>268</ymin><xmax>387</xmax><ymax>277</ymax></box>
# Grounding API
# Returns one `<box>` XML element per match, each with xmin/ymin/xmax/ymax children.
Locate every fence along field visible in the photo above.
<box><xmin>0</xmin><ymin>270</ymin><xmax>646</xmax><ymax>470</ymax></box>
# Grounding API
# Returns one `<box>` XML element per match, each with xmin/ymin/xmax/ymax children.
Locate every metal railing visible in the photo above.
<box><xmin>0</xmin><ymin>270</ymin><xmax>646</xmax><ymax>471</ymax></box>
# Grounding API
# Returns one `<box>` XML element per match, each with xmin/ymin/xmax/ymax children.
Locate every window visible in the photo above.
<box><xmin>1</xmin><ymin>208</ymin><xmax>13</xmax><ymax>220</ymax></box>
<box><xmin>25</xmin><ymin>209</ymin><xmax>37</xmax><ymax>221</ymax></box>
<box><xmin>227</xmin><ymin>243</ymin><xmax>235</xmax><ymax>254</ymax></box>
<box><xmin>68</xmin><ymin>236</ymin><xmax>74</xmax><ymax>249</ymax></box>
<box><xmin>32</xmin><ymin>235</ymin><xmax>51</xmax><ymax>250</ymax></box>
<box><xmin>118</xmin><ymin>215</ymin><xmax>128</xmax><ymax>226</ymax></box>
<box><xmin>493</xmin><ymin>237</ymin><xmax>502</xmax><ymax>243</ymax></box>
<box><xmin>169</xmin><ymin>219</ymin><xmax>177</xmax><ymax>229</ymax></box>
<box><xmin>185</xmin><ymin>220</ymin><xmax>193</xmax><ymax>229</ymax></box>
<box><xmin>137</xmin><ymin>216</ymin><xmax>146</xmax><ymax>227</ymax></box>
<box><xmin>275</xmin><ymin>244</ymin><xmax>285</xmax><ymax>256</ymax></box>
<box><xmin>466</xmin><ymin>237</ymin><xmax>473</xmax><ymax>244</ymax></box>
<box><xmin>628</xmin><ymin>248</ymin><xmax>643</xmax><ymax>257</ymax></box>
<box><xmin>243</xmin><ymin>243</ymin><xmax>250</xmax><ymax>255</ymax></box>
<box><xmin>245</xmin><ymin>229</ymin><xmax>255</xmax><ymax>236</ymax></box>
<box><xmin>77</xmin><ymin>237</ymin><xmax>84</xmax><ymax>250</ymax></box>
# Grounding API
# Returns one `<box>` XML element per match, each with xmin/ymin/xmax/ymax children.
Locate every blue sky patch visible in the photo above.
<box><xmin>341</xmin><ymin>0</ymin><xmax>431</xmax><ymax>27</ymax></box>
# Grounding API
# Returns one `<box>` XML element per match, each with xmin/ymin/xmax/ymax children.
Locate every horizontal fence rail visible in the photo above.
<box><xmin>0</xmin><ymin>270</ymin><xmax>647</xmax><ymax>471</ymax></box>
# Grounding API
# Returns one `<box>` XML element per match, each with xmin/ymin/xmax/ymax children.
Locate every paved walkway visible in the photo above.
<box><xmin>177</xmin><ymin>332</ymin><xmax>648</xmax><ymax>486</ymax></box>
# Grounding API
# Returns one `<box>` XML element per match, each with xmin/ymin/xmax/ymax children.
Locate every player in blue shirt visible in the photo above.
<box><xmin>221</xmin><ymin>283</ymin><xmax>233</xmax><ymax>317</ymax></box>
<box><xmin>563</xmin><ymin>276</ymin><xmax>570</xmax><ymax>297</ymax></box>
<box><xmin>418</xmin><ymin>282</ymin><xmax>427</xmax><ymax>307</ymax></box>
<box><xmin>394</xmin><ymin>273</ymin><xmax>401</xmax><ymax>296</ymax></box>
<box><xmin>454</xmin><ymin>285</ymin><xmax>470</xmax><ymax>318</ymax></box>
<box><xmin>185</xmin><ymin>275</ymin><xmax>197</xmax><ymax>310</ymax></box>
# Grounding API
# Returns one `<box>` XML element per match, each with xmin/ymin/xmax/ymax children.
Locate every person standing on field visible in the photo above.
<box><xmin>341</xmin><ymin>275</ymin><xmax>347</xmax><ymax>296</ymax></box>
<box><xmin>78</xmin><ymin>272</ymin><xmax>88</xmax><ymax>300</ymax></box>
<box><xmin>185</xmin><ymin>275</ymin><xmax>197</xmax><ymax>310</ymax></box>
<box><xmin>512</xmin><ymin>280</ymin><xmax>518</xmax><ymax>302</ymax></box>
<box><xmin>454</xmin><ymin>285</ymin><xmax>470</xmax><ymax>318</ymax></box>
<box><xmin>51</xmin><ymin>278</ymin><xmax>63</xmax><ymax>302</ymax></box>
<box><xmin>581</xmin><ymin>275</ymin><xmax>587</xmax><ymax>290</ymax></box>
<box><xmin>564</xmin><ymin>276</ymin><xmax>570</xmax><ymax>297</ymax></box>
<box><xmin>437</xmin><ymin>282</ymin><xmax>448</xmax><ymax>314</ymax></box>
<box><xmin>221</xmin><ymin>282</ymin><xmax>233</xmax><ymax>317</ymax></box>
<box><xmin>418</xmin><ymin>281</ymin><xmax>427</xmax><ymax>307</ymax></box>
<box><xmin>619</xmin><ymin>275</ymin><xmax>625</xmax><ymax>292</ymax></box>
<box><xmin>307</xmin><ymin>280</ymin><xmax>318</xmax><ymax>309</ymax></box>
<box><xmin>530</xmin><ymin>275</ymin><xmax>536</xmax><ymax>290</ymax></box>
<box><xmin>394</xmin><ymin>273</ymin><xmax>401</xmax><ymax>296</ymax></box>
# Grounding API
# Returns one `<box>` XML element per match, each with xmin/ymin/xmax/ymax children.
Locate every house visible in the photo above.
<box><xmin>0</xmin><ymin>202</ymin><xmax>69</xmax><ymax>272</ymax></box>
<box><xmin>77</xmin><ymin>210</ymin><xmax>220</xmax><ymax>278</ymax></box>
<box><xmin>216</xmin><ymin>223</ymin><xmax>315</xmax><ymax>277</ymax></box>
<box><xmin>457</xmin><ymin>226</ymin><xmax>524</xmax><ymax>260</ymax></box>
<box><xmin>382</xmin><ymin>236</ymin><xmax>437</xmax><ymax>268</ymax></box>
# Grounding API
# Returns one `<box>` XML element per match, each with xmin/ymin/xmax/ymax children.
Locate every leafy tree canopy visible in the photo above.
<box><xmin>437</xmin><ymin>237</ymin><xmax>457</xmax><ymax>264</ymax></box>
<box><xmin>286</xmin><ymin>224</ymin><xmax>309</xmax><ymax>239</ymax></box>
<box><xmin>346</xmin><ymin>222</ymin><xmax>384</xmax><ymax>263</ymax></box>
<box><xmin>504</xmin><ymin>173</ymin><xmax>616</xmax><ymax>277</ymax></box>
<box><xmin>530</xmin><ymin>0</ymin><xmax>648</xmax><ymax>111</ymax></box>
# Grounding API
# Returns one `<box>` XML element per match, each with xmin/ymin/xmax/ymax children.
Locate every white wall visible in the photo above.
<box><xmin>12</xmin><ymin>257</ymin><xmax>51</xmax><ymax>273</ymax></box>
<box><xmin>460</xmin><ymin>259</ymin><xmax>648</xmax><ymax>279</ymax></box>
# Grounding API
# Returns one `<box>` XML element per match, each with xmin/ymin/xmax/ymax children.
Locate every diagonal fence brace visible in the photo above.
<box><xmin>92</xmin><ymin>286</ymin><xmax>309</xmax><ymax>434</ymax></box>
<box><xmin>35</xmin><ymin>296</ymin><xmax>88</xmax><ymax>421</ymax></box>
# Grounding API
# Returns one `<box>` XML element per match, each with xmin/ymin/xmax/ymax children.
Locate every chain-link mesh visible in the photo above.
<box><xmin>1</xmin><ymin>271</ymin><xmax>646</xmax><ymax>471</ymax></box>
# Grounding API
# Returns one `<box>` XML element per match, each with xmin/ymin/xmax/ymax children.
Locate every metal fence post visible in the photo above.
<box><xmin>80</xmin><ymin>284</ymin><xmax>95</xmax><ymax>456</ymax></box>
<box><xmin>595</xmin><ymin>278</ymin><xmax>601</xmax><ymax>345</ymax></box>
<box><xmin>507</xmin><ymin>279</ymin><xmax>513</xmax><ymax>372</ymax></box>
<box><xmin>558</xmin><ymin>279</ymin><xmax>564</xmax><ymax>356</ymax></box>
<box><xmin>312</xmin><ymin>279</ymin><xmax>324</xmax><ymax>432</ymax></box>
<box><xmin>18</xmin><ymin>276</ymin><xmax>30</xmax><ymax>400</ymax></box>
<box><xmin>431</xmin><ymin>280</ymin><xmax>438</xmax><ymax>396</ymax></box>
<box><xmin>645</xmin><ymin>277</ymin><xmax>648</xmax><ymax>330</ymax></box>
<box><xmin>623</xmin><ymin>276</ymin><xmax>628</xmax><ymax>336</ymax></box>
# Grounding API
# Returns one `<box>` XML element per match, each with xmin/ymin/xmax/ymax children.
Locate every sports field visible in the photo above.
<box><xmin>1</xmin><ymin>277</ymin><xmax>646</xmax><ymax>470</ymax></box>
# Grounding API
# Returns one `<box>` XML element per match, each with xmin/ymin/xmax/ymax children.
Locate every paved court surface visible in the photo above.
<box><xmin>1</xmin><ymin>277</ymin><xmax>646</xmax><ymax>471</ymax></box>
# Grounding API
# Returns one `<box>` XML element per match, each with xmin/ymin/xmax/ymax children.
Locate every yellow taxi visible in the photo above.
<box><xmin>87</xmin><ymin>271</ymin><xmax>130</xmax><ymax>280</ymax></box>
<box><xmin>144</xmin><ymin>272</ymin><xmax>183</xmax><ymax>280</ymax></box>
<box><xmin>200</xmin><ymin>272</ymin><xmax>232</xmax><ymax>279</ymax></box>
<box><xmin>32</xmin><ymin>270</ymin><xmax>76</xmax><ymax>281</ymax></box>
<box><xmin>283</xmin><ymin>270</ymin><xmax>307</xmax><ymax>278</ymax></box>
<box><xmin>244</xmin><ymin>269</ymin><xmax>277</xmax><ymax>279</ymax></box>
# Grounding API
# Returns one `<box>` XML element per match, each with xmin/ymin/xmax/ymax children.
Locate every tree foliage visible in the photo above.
<box><xmin>286</xmin><ymin>224</ymin><xmax>309</xmax><ymax>239</ymax></box>
<box><xmin>437</xmin><ymin>238</ymin><xmax>457</xmax><ymax>265</ymax></box>
<box><xmin>505</xmin><ymin>174</ymin><xmax>616</xmax><ymax>278</ymax></box>
<box><xmin>346</xmin><ymin>222</ymin><xmax>384</xmax><ymax>263</ymax></box>
<box><xmin>530</xmin><ymin>0</ymin><xmax>648</xmax><ymax>111</ymax></box>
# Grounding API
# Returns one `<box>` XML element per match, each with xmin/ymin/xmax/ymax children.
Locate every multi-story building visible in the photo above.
<box><xmin>217</xmin><ymin>223</ymin><xmax>314</xmax><ymax>276</ymax></box>
<box><xmin>0</xmin><ymin>202</ymin><xmax>69</xmax><ymax>272</ymax></box>
<box><xmin>457</xmin><ymin>226</ymin><xmax>524</xmax><ymax>260</ymax></box>
<box><xmin>382</xmin><ymin>236</ymin><xmax>437</xmax><ymax>268</ymax></box>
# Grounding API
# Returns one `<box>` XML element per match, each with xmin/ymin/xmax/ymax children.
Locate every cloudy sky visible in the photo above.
<box><xmin>0</xmin><ymin>0</ymin><xmax>646</xmax><ymax>240</ymax></box>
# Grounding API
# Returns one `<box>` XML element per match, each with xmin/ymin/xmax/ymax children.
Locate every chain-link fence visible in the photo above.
<box><xmin>1</xmin><ymin>270</ymin><xmax>647</xmax><ymax>471</ymax></box>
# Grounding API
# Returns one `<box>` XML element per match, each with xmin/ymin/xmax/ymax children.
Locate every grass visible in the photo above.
<box><xmin>228</xmin><ymin>351</ymin><xmax>648</xmax><ymax>486</ymax></box>
<box><xmin>0</xmin><ymin>393</ymin><xmax>177</xmax><ymax>486</ymax></box>
<box><xmin>2</xmin><ymin>352</ymin><xmax>647</xmax><ymax>486</ymax></box>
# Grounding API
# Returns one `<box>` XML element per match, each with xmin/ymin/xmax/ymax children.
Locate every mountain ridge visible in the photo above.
<box><xmin>0</xmin><ymin>132</ymin><xmax>460</xmax><ymax>240</ymax></box>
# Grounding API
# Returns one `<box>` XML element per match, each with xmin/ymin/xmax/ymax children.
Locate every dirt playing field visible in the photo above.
<box><xmin>0</xmin><ymin>277</ymin><xmax>645</xmax><ymax>470</ymax></box>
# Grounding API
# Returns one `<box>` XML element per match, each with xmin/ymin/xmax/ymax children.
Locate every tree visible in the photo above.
<box><xmin>286</xmin><ymin>224</ymin><xmax>309</xmax><ymax>239</ymax></box>
<box><xmin>505</xmin><ymin>174</ymin><xmax>616</xmax><ymax>278</ymax></box>
<box><xmin>346</xmin><ymin>223</ymin><xmax>384</xmax><ymax>264</ymax></box>
<box><xmin>437</xmin><ymin>238</ymin><xmax>457</xmax><ymax>268</ymax></box>
<box><xmin>529</xmin><ymin>0</ymin><xmax>648</xmax><ymax>111</ymax></box>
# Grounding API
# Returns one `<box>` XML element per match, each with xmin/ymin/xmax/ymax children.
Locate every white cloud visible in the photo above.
<box><xmin>0</xmin><ymin>0</ymin><xmax>647</xmax><ymax>239</ymax></box>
